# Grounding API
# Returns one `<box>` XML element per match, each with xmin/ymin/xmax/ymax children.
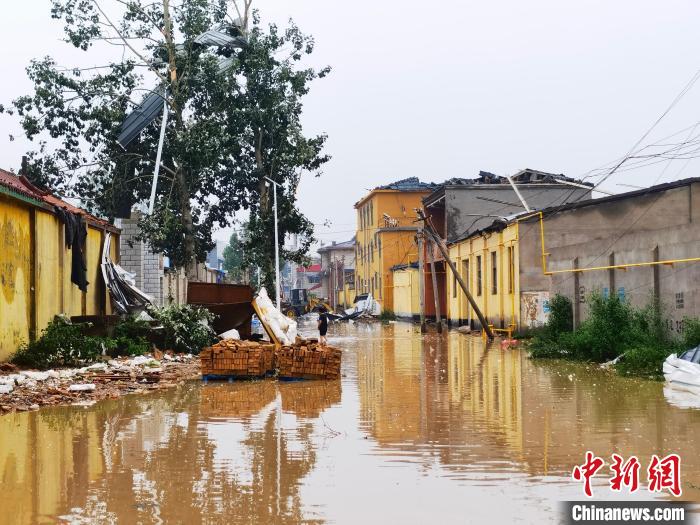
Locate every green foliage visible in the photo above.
<box><xmin>528</xmin><ymin>292</ymin><xmax>692</xmax><ymax>379</ymax></box>
<box><xmin>546</xmin><ymin>294</ymin><xmax>574</xmax><ymax>337</ymax></box>
<box><xmin>105</xmin><ymin>316</ymin><xmax>152</xmax><ymax>357</ymax></box>
<box><xmin>378</xmin><ymin>309</ymin><xmax>396</xmax><ymax>321</ymax></box>
<box><xmin>149</xmin><ymin>304</ymin><xmax>216</xmax><ymax>354</ymax></box>
<box><xmin>5</xmin><ymin>3</ymin><xmax>330</xmax><ymax>276</ymax></box>
<box><xmin>11</xmin><ymin>318</ymin><xmax>102</xmax><ymax>369</ymax></box>
<box><xmin>222</xmin><ymin>231</ymin><xmax>246</xmax><ymax>283</ymax></box>
<box><xmin>681</xmin><ymin>317</ymin><xmax>700</xmax><ymax>349</ymax></box>
<box><xmin>528</xmin><ymin>294</ymin><xmax>574</xmax><ymax>358</ymax></box>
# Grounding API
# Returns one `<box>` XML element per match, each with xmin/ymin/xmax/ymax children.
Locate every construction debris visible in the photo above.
<box><xmin>0</xmin><ymin>353</ymin><xmax>199</xmax><ymax>416</ymax></box>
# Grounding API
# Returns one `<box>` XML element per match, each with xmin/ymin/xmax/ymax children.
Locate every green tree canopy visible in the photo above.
<box><xmin>3</xmin><ymin>0</ymin><xmax>330</xmax><ymax>285</ymax></box>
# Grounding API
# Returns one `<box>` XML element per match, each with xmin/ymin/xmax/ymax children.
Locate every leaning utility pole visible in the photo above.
<box><xmin>427</xmin><ymin>240</ymin><xmax>443</xmax><ymax>333</ymax></box>
<box><xmin>417</xmin><ymin>229</ymin><xmax>427</xmax><ymax>333</ymax></box>
<box><xmin>416</xmin><ymin>209</ymin><xmax>494</xmax><ymax>341</ymax></box>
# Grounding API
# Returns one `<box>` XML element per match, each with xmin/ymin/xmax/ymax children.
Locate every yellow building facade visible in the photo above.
<box><xmin>354</xmin><ymin>183</ymin><xmax>433</xmax><ymax>312</ymax></box>
<box><xmin>446</xmin><ymin>223</ymin><xmax>520</xmax><ymax>330</ymax></box>
<box><xmin>0</xmin><ymin>172</ymin><xmax>119</xmax><ymax>360</ymax></box>
<box><xmin>391</xmin><ymin>265</ymin><xmax>420</xmax><ymax>320</ymax></box>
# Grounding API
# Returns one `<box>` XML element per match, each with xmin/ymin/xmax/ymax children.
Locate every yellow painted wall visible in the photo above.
<box><xmin>355</xmin><ymin>190</ymin><xmax>428</xmax><ymax>312</ymax></box>
<box><xmin>0</xmin><ymin>192</ymin><xmax>117</xmax><ymax>360</ymax></box>
<box><xmin>391</xmin><ymin>267</ymin><xmax>419</xmax><ymax>319</ymax></box>
<box><xmin>0</xmin><ymin>195</ymin><xmax>31</xmax><ymax>359</ymax></box>
<box><xmin>447</xmin><ymin>224</ymin><xmax>520</xmax><ymax>330</ymax></box>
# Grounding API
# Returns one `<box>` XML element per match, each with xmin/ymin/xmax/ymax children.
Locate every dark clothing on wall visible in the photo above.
<box><xmin>55</xmin><ymin>206</ymin><xmax>89</xmax><ymax>292</ymax></box>
<box><xmin>318</xmin><ymin>313</ymin><xmax>328</xmax><ymax>336</ymax></box>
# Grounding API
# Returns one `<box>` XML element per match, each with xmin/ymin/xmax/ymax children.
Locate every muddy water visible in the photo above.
<box><xmin>1</xmin><ymin>322</ymin><xmax>699</xmax><ymax>524</ymax></box>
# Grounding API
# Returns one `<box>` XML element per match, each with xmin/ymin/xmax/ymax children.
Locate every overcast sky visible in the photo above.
<box><xmin>2</xmin><ymin>1</ymin><xmax>700</xmax><ymax>252</ymax></box>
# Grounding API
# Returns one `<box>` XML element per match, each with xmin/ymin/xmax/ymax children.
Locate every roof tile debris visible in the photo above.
<box><xmin>442</xmin><ymin>168</ymin><xmax>591</xmax><ymax>187</ymax></box>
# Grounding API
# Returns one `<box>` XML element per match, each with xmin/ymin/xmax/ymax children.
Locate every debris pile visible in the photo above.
<box><xmin>0</xmin><ymin>353</ymin><xmax>198</xmax><ymax>415</ymax></box>
<box><xmin>277</xmin><ymin>338</ymin><xmax>342</xmax><ymax>381</ymax></box>
<box><xmin>200</xmin><ymin>340</ymin><xmax>275</xmax><ymax>378</ymax></box>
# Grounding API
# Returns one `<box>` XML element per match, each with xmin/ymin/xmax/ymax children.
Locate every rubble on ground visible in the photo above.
<box><xmin>0</xmin><ymin>352</ymin><xmax>199</xmax><ymax>416</ymax></box>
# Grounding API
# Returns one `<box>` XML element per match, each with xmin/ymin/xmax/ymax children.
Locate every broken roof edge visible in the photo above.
<box><xmin>390</xmin><ymin>261</ymin><xmax>419</xmax><ymax>272</ymax></box>
<box><xmin>0</xmin><ymin>168</ymin><xmax>120</xmax><ymax>233</ymax></box>
<box><xmin>422</xmin><ymin>169</ymin><xmax>593</xmax><ymax>207</ymax></box>
<box><xmin>447</xmin><ymin>176</ymin><xmax>700</xmax><ymax>246</ymax></box>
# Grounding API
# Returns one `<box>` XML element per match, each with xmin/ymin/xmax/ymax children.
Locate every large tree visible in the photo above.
<box><xmin>4</xmin><ymin>0</ymin><xmax>329</xmax><ymax>285</ymax></box>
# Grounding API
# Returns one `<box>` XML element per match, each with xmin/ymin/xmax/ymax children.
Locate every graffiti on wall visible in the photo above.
<box><xmin>521</xmin><ymin>291</ymin><xmax>551</xmax><ymax>328</ymax></box>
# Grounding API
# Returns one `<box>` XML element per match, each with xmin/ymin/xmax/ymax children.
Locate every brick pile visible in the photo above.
<box><xmin>200</xmin><ymin>340</ymin><xmax>275</xmax><ymax>378</ymax></box>
<box><xmin>276</xmin><ymin>338</ymin><xmax>342</xmax><ymax>381</ymax></box>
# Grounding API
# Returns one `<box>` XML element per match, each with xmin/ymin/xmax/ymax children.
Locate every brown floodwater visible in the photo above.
<box><xmin>1</xmin><ymin>321</ymin><xmax>699</xmax><ymax>524</ymax></box>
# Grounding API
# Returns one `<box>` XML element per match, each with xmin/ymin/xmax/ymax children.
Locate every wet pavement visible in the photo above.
<box><xmin>0</xmin><ymin>321</ymin><xmax>699</xmax><ymax>524</ymax></box>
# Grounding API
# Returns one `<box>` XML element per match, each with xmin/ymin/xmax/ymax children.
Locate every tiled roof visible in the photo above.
<box><xmin>298</xmin><ymin>264</ymin><xmax>322</xmax><ymax>273</ymax></box>
<box><xmin>376</xmin><ymin>177</ymin><xmax>439</xmax><ymax>191</ymax></box>
<box><xmin>317</xmin><ymin>237</ymin><xmax>355</xmax><ymax>252</ymax></box>
<box><xmin>0</xmin><ymin>168</ymin><xmax>118</xmax><ymax>231</ymax></box>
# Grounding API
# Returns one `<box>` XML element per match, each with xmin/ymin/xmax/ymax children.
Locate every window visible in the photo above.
<box><xmin>676</xmin><ymin>292</ymin><xmax>684</xmax><ymax>309</ymax></box>
<box><xmin>453</xmin><ymin>272</ymin><xmax>457</xmax><ymax>298</ymax></box>
<box><xmin>491</xmin><ymin>251</ymin><xmax>498</xmax><ymax>295</ymax></box>
<box><xmin>378</xmin><ymin>235</ymin><xmax>382</xmax><ymax>257</ymax></box>
<box><xmin>476</xmin><ymin>255</ymin><xmax>482</xmax><ymax>296</ymax></box>
<box><xmin>507</xmin><ymin>247</ymin><xmax>514</xmax><ymax>294</ymax></box>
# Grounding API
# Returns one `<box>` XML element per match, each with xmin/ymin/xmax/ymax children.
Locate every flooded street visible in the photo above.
<box><xmin>1</xmin><ymin>321</ymin><xmax>699</xmax><ymax>524</ymax></box>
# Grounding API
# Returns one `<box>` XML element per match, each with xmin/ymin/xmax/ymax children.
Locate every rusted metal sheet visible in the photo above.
<box><xmin>187</xmin><ymin>282</ymin><xmax>253</xmax><ymax>304</ymax></box>
<box><xmin>187</xmin><ymin>282</ymin><xmax>254</xmax><ymax>338</ymax></box>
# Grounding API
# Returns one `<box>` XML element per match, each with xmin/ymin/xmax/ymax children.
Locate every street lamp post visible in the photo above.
<box><xmin>264</xmin><ymin>177</ymin><xmax>281</xmax><ymax>310</ymax></box>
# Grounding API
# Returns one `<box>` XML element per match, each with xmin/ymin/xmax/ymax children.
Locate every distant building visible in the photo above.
<box><xmin>355</xmin><ymin>177</ymin><xmax>439</xmax><ymax>312</ymax></box>
<box><xmin>318</xmin><ymin>237</ymin><xmax>355</xmax><ymax>309</ymax></box>
<box><xmin>296</xmin><ymin>261</ymin><xmax>323</xmax><ymax>297</ymax></box>
<box><xmin>205</xmin><ymin>241</ymin><xmax>227</xmax><ymax>272</ymax></box>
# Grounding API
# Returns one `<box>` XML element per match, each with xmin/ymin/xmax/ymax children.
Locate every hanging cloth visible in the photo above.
<box><xmin>55</xmin><ymin>206</ymin><xmax>89</xmax><ymax>292</ymax></box>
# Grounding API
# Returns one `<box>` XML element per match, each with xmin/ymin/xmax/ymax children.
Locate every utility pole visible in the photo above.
<box><xmin>417</xmin><ymin>229</ymin><xmax>427</xmax><ymax>333</ymax></box>
<box><xmin>427</xmin><ymin>239</ymin><xmax>443</xmax><ymax>333</ymax></box>
<box><xmin>264</xmin><ymin>177</ymin><xmax>281</xmax><ymax>310</ymax></box>
<box><xmin>416</xmin><ymin>209</ymin><xmax>494</xmax><ymax>341</ymax></box>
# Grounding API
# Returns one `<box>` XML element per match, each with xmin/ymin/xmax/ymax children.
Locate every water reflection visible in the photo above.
<box><xmin>356</xmin><ymin>325</ymin><xmax>700</xmax><ymax>498</ymax></box>
<box><xmin>0</xmin><ymin>323</ymin><xmax>699</xmax><ymax>524</ymax></box>
<box><xmin>0</xmin><ymin>379</ymin><xmax>341</xmax><ymax>524</ymax></box>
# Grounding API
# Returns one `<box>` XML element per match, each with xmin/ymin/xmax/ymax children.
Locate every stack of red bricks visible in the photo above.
<box><xmin>276</xmin><ymin>338</ymin><xmax>342</xmax><ymax>380</ymax></box>
<box><xmin>200</xmin><ymin>339</ymin><xmax>275</xmax><ymax>378</ymax></box>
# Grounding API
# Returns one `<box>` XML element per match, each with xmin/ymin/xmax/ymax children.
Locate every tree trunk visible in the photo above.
<box><xmin>176</xmin><ymin>167</ymin><xmax>197</xmax><ymax>279</ymax></box>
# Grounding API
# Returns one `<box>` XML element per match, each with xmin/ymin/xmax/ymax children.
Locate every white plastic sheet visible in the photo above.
<box><xmin>255</xmin><ymin>288</ymin><xmax>297</xmax><ymax>345</ymax></box>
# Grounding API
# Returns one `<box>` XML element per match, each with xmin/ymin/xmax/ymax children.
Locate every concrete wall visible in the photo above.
<box><xmin>445</xmin><ymin>185</ymin><xmax>590</xmax><ymax>243</ymax></box>
<box><xmin>118</xmin><ymin>212</ymin><xmax>164</xmax><ymax>306</ymax></box>
<box><xmin>518</xmin><ymin>181</ymin><xmax>700</xmax><ymax>332</ymax></box>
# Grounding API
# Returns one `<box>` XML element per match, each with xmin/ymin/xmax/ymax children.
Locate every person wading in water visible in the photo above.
<box><xmin>317</xmin><ymin>306</ymin><xmax>329</xmax><ymax>346</ymax></box>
